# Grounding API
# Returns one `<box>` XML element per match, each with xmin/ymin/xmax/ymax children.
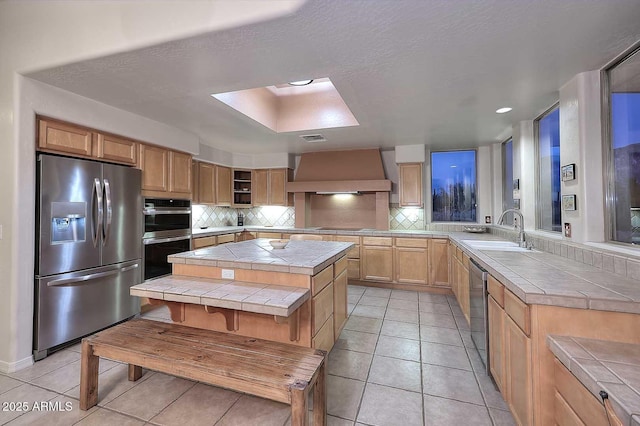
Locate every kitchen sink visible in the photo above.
<box><xmin>462</xmin><ymin>239</ymin><xmax>538</xmax><ymax>252</ymax></box>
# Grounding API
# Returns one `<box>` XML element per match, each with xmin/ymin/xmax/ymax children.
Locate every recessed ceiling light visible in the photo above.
<box><xmin>496</xmin><ymin>107</ymin><xmax>512</xmax><ymax>114</ymax></box>
<box><xmin>288</xmin><ymin>80</ymin><xmax>313</xmax><ymax>86</ymax></box>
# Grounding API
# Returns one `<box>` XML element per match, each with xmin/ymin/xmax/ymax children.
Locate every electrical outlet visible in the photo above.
<box><xmin>0</xmin><ymin>224</ymin><xmax>3</xmax><ymax>240</ymax></box>
<box><xmin>221</xmin><ymin>269</ymin><xmax>235</xmax><ymax>279</ymax></box>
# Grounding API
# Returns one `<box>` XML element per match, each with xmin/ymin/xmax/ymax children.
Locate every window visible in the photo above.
<box><xmin>607</xmin><ymin>46</ymin><xmax>640</xmax><ymax>245</ymax></box>
<box><xmin>431</xmin><ymin>150</ymin><xmax>476</xmax><ymax>222</ymax></box>
<box><xmin>535</xmin><ymin>106</ymin><xmax>561</xmax><ymax>232</ymax></box>
<box><xmin>502</xmin><ymin>138</ymin><xmax>514</xmax><ymax>225</ymax></box>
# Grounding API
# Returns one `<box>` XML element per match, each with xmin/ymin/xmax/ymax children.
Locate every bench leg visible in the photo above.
<box><xmin>79</xmin><ymin>339</ymin><xmax>99</xmax><ymax>411</ymax></box>
<box><xmin>128</xmin><ymin>364</ymin><xmax>143</xmax><ymax>381</ymax></box>
<box><xmin>313</xmin><ymin>361</ymin><xmax>327</xmax><ymax>426</ymax></box>
<box><xmin>290</xmin><ymin>380</ymin><xmax>309</xmax><ymax>426</ymax></box>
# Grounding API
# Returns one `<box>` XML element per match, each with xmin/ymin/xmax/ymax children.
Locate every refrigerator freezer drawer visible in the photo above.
<box><xmin>34</xmin><ymin>259</ymin><xmax>141</xmax><ymax>358</ymax></box>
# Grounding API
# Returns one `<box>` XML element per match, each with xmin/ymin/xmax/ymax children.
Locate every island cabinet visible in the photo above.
<box><xmin>139</xmin><ymin>144</ymin><xmax>192</xmax><ymax>198</ymax></box>
<box><xmin>552</xmin><ymin>359</ymin><xmax>609</xmax><ymax>426</ymax></box>
<box><xmin>335</xmin><ymin>235</ymin><xmax>361</xmax><ymax>280</ymax></box>
<box><xmin>162</xmin><ymin>239</ymin><xmax>352</xmax><ymax>352</ymax></box>
<box><xmin>252</xmin><ymin>168</ymin><xmax>292</xmax><ymax>206</ymax></box>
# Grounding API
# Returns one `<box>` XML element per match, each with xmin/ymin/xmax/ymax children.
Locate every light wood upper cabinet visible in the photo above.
<box><xmin>399</xmin><ymin>163</ymin><xmax>423</xmax><ymax>207</ymax></box>
<box><xmin>252</xmin><ymin>169</ymin><xmax>269</xmax><ymax>206</ymax></box>
<box><xmin>139</xmin><ymin>144</ymin><xmax>192</xmax><ymax>197</ymax></box>
<box><xmin>169</xmin><ymin>151</ymin><xmax>192</xmax><ymax>194</ymax></box>
<box><xmin>38</xmin><ymin>118</ymin><xmax>94</xmax><ymax>158</ymax></box>
<box><xmin>93</xmin><ymin>133</ymin><xmax>137</xmax><ymax>165</ymax></box>
<box><xmin>269</xmin><ymin>168</ymin><xmax>288</xmax><ymax>206</ymax></box>
<box><xmin>197</xmin><ymin>162</ymin><xmax>216</xmax><ymax>204</ymax></box>
<box><xmin>216</xmin><ymin>165</ymin><xmax>232</xmax><ymax>206</ymax></box>
<box><xmin>252</xmin><ymin>168</ymin><xmax>291</xmax><ymax>206</ymax></box>
<box><xmin>139</xmin><ymin>144</ymin><xmax>169</xmax><ymax>193</ymax></box>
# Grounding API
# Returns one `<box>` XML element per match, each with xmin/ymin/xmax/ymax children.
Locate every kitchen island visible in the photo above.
<box><xmin>132</xmin><ymin>239</ymin><xmax>352</xmax><ymax>352</ymax></box>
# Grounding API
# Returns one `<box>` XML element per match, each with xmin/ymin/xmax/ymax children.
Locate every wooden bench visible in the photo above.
<box><xmin>79</xmin><ymin>318</ymin><xmax>327</xmax><ymax>426</ymax></box>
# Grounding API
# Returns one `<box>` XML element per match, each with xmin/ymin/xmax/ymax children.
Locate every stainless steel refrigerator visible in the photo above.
<box><xmin>34</xmin><ymin>154</ymin><xmax>142</xmax><ymax>360</ymax></box>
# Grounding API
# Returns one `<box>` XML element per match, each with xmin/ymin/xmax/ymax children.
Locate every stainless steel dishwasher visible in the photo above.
<box><xmin>469</xmin><ymin>258</ymin><xmax>489</xmax><ymax>375</ymax></box>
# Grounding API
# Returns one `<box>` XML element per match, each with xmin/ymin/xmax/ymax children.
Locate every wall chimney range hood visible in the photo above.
<box><xmin>287</xmin><ymin>149</ymin><xmax>391</xmax><ymax>193</ymax></box>
<box><xmin>288</xmin><ymin>149</ymin><xmax>391</xmax><ymax>230</ymax></box>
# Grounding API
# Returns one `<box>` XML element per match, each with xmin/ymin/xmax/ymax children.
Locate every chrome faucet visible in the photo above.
<box><xmin>497</xmin><ymin>209</ymin><xmax>527</xmax><ymax>248</ymax></box>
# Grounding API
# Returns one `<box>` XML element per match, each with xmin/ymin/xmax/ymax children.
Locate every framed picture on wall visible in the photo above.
<box><xmin>561</xmin><ymin>164</ymin><xmax>576</xmax><ymax>181</ymax></box>
<box><xmin>562</xmin><ymin>194</ymin><xmax>577</xmax><ymax>211</ymax></box>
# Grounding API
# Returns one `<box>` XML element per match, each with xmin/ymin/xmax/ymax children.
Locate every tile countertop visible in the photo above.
<box><xmin>189</xmin><ymin>226</ymin><xmax>640</xmax><ymax>314</ymax></box>
<box><xmin>547</xmin><ymin>335</ymin><xmax>640</xmax><ymax>426</ymax></box>
<box><xmin>169</xmin><ymin>238</ymin><xmax>353</xmax><ymax>275</ymax></box>
<box><xmin>449</xmin><ymin>232</ymin><xmax>640</xmax><ymax>315</ymax></box>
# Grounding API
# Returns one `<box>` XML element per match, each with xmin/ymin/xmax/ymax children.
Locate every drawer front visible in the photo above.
<box><xmin>216</xmin><ymin>234</ymin><xmax>235</xmax><ymax>244</ymax></box>
<box><xmin>312</xmin><ymin>314</ymin><xmax>334</xmax><ymax>352</ymax></box>
<box><xmin>334</xmin><ymin>256</ymin><xmax>348</xmax><ymax>277</ymax></box>
<box><xmin>336</xmin><ymin>235</ymin><xmax>360</xmax><ymax>258</ymax></box>
<box><xmin>313</xmin><ymin>283</ymin><xmax>334</xmax><ymax>335</ymax></box>
<box><xmin>487</xmin><ymin>275</ymin><xmax>505</xmax><ymax>307</ymax></box>
<box><xmin>456</xmin><ymin>246</ymin><xmax>463</xmax><ymax>260</ymax></box>
<box><xmin>193</xmin><ymin>236</ymin><xmax>216</xmax><ymax>249</ymax></box>
<box><xmin>362</xmin><ymin>236</ymin><xmax>392</xmax><ymax>246</ymax></box>
<box><xmin>395</xmin><ymin>237</ymin><xmax>428</xmax><ymax>248</ymax></box>
<box><xmin>256</xmin><ymin>232</ymin><xmax>281</xmax><ymax>239</ymax></box>
<box><xmin>312</xmin><ymin>265</ymin><xmax>334</xmax><ymax>295</ymax></box>
<box><xmin>554</xmin><ymin>359</ymin><xmax>607</xmax><ymax>426</ymax></box>
<box><xmin>504</xmin><ymin>289</ymin><xmax>531</xmax><ymax>336</ymax></box>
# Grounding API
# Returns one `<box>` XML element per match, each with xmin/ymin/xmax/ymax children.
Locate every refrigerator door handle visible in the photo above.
<box><xmin>103</xmin><ymin>178</ymin><xmax>112</xmax><ymax>245</ymax></box>
<box><xmin>47</xmin><ymin>263</ymin><xmax>139</xmax><ymax>287</ymax></box>
<box><xmin>92</xmin><ymin>178</ymin><xmax>103</xmax><ymax>247</ymax></box>
<box><xmin>47</xmin><ymin>269</ymin><xmax>119</xmax><ymax>287</ymax></box>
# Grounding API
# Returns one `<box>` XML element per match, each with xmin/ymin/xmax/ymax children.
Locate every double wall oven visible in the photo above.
<box><xmin>143</xmin><ymin>198</ymin><xmax>191</xmax><ymax>281</ymax></box>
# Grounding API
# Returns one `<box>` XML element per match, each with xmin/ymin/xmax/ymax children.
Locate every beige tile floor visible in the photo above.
<box><xmin>0</xmin><ymin>286</ymin><xmax>515</xmax><ymax>425</ymax></box>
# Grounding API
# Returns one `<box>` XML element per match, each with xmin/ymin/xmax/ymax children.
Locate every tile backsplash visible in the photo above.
<box><xmin>389</xmin><ymin>204</ymin><xmax>425</xmax><ymax>230</ymax></box>
<box><xmin>192</xmin><ymin>205</ymin><xmax>294</xmax><ymax>228</ymax></box>
<box><xmin>490</xmin><ymin>225</ymin><xmax>640</xmax><ymax>281</ymax></box>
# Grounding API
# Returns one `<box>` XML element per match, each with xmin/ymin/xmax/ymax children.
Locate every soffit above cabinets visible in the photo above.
<box><xmin>24</xmin><ymin>0</ymin><xmax>640</xmax><ymax>154</ymax></box>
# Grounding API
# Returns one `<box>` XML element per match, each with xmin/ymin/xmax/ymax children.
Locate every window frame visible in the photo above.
<box><xmin>534</xmin><ymin>102</ymin><xmax>561</xmax><ymax>233</ymax></box>
<box><xmin>501</xmin><ymin>138</ymin><xmax>514</xmax><ymax>226</ymax></box>
<box><xmin>602</xmin><ymin>43</ymin><xmax>640</xmax><ymax>246</ymax></box>
<box><xmin>429</xmin><ymin>148</ymin><xmax>478</xmax><ymax>223</ymax></box>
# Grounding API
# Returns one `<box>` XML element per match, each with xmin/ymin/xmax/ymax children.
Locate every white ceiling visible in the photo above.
<box><xmin>26</xmin><ymin>0</ymin><xmax>640</xmax><ymax>154</ymax></box>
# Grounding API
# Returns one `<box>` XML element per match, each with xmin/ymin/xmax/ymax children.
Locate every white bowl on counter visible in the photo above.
<box><xmin>269</xmin><ymin>239</ymin><xmax>289</xmax><ymax>249</ymax></box>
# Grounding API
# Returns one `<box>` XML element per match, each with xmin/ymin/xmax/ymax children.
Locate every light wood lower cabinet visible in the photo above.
<box><xmin>192</xmin><ymin>236</ymin><xmax>216</xmax><ymax>249</ymax></box>
<box><xmin>488</xmin><ymin>294</ymin><xmax>505</xmax><ymax>393</ymax></box>
<box><xmin>361</xmin><ymin>245</ymin><xmax>393</xmax><ymax>282</ymax></box>
<box><xmin>553</xmin><ymin>359</ymin><xmax>608</xmax><ymax>426</ymax></box>
<box><xmin>429</xmin><ymin>239</ymin><xmax>449</xmax><ymax>286</ymax></box>
<box><xmin>504</xmin><ymin>315</ymin><xmax>533</xmax><ymax>426</ymax></box>
<box><xmin>333</xmin><ymin>269</ymin><xmax>348</xmax><ymax>337</ymax></box>
<box><xmin>395</xmin><ymin>246</ymin><xmax>429</xmax><ymax>285</ymax></box>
